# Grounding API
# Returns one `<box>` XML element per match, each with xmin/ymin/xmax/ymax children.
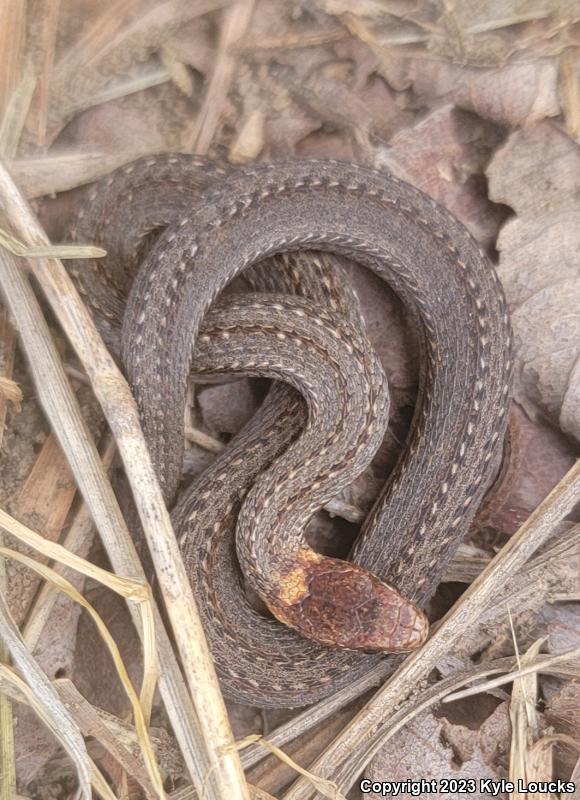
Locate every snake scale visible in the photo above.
<box><xmin>69</xmin><ymin>154</ymin><xmax>512</xmax><ymax>707</ymax></box>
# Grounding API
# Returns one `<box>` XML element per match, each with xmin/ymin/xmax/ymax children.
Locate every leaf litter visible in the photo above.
<box><xmin>0</xmin><ymin>0</ymin><xmax>579</xmax><ymax>798</ymax></box>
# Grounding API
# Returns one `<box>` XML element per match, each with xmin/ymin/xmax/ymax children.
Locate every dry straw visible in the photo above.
<box><xmin>0</xmin><ymin>160</ymin><xmax>248</xmax><ymax>800</ymax></box>
<box><xmin>0</xmin><ymin>506</ymin><xmax>162</xmax><ymax>794</ymax></box>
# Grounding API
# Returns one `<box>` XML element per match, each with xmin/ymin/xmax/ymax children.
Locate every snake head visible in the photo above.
<box><xmin>268</xmin><ymin>551</ymin><xmax>428</xmax><ymax>652</ymax></box>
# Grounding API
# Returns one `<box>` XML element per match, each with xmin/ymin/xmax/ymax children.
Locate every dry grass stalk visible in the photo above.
<box><xmin>0</xmin><ymin>310</ymin><xmax>16</xmax><ymax>434</ymax></box>
<box><xmin>0</xmin><ymin>164</ymin><xmax>248</xmax><ymax>799</ymax></box>
<box><xmin>0</xmin><ymin>0</ymin><xmax>26</xmax><ymax>114</ymax></box>
<box><xmin>561</xmin><ymin>50</ymin><xmax>580</xmax><ymax>141</ymax></box>
<box><xmin>443</xmin><ymin>646</ymin><xmax>580</xmax><ymax>703</ymax></box>
<box><xmin>509</xmin><ymin>640</ymin><xmax>545</xmax><ymax>798</ymax></box>
<box><xmin>0</xmin><ymin>307</ymin><xmax>17</xmax><ymax>800</ymax></box>
<box><xmin>24</xmin><ymin>0</ymin><xmax>65</xmax><ymax>148</ymax></box>
<box><xmin>87</xmin><ymin>66</ymin><xmax>171</xmax><ymax>107</ymax></box>
<box><xmin>0</xmin><ymin>547</ymin><xmax>15</xmax><ymax>800</ymax></box>
<box><xmin>0</xmin><ymin>597</ymin><xmax>91</xmax><ymax>798</ymax></box>
<box><xmin>0</xmin><ymin>225</ymin><xmax>105</xmax><ymax>259</ymax></box>
<box><xmin>505</xmin><ymin>641</ymin><xmax>579</xmax><ymax>799</ymax></box>
<box><xmin>0</xmin><ymin>505</ymin><xmax>158</xmax><ymax>711</ymax></box>
<box><xmin>11</xmin><ymin>150</ymin><xmax>170</xmax><ymax>199</ymax></box>
<box><xmin>188</xmin><ymin>0</ymin><xmax>256</xmax><ymax>153</ymax></box>
<box><xmin>235</xmin><ymin>29</ymin><xmax>347</xmax><ymax>52</ymax></box>
<box><xmin>268</xmin><ymin>653</ymin><xmax>580</xmax><ymax>800</ymax></box>
<box><xmin>185</xmin><ymin>424</ymin><xmax>226</xmax><ymax>453</ymax></box>
<box><xmin>172</xmin><ymin>653</ymin><xmax>580</xmax><ymax>800</ymax></box>
<box><xmin>234</xmin><ymin>735</ymin><xmax>347</xmax><ymax>800</ymax></box>
<box><xmin>55</xmin><ymin>678</ymin><xmax>161</xmax><ymax>800</ymax></box>
<box><xmin>282</xmin><ymin>459</ymin><xmax>580</xmax><ymax>800</ymax></box>
<box><xmin>0</xmin><ymin>530</ymin><xmax>163</xmax><ymax>793</ymax></box>
<box><xmin>0</xmin><ymin>65</ymin><xmax>36</xmax><ymax>160</ymax></box>
<box><xmin>0</xmin><ymin>667</ymin><xmax>133</xmax><ymax>800</ymax></box>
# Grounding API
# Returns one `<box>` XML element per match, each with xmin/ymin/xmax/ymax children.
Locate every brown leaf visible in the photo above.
<box><xmin>410</xmin><ymin>60</ymin><xmax>559</xmax><ymax>126</ymax></box>
<box><xmin>545</xmin><ymin>683</ymin><xmax>580</xmax><ymax>777</ymax></box>
<box><xmin>488</xmin><ymin>121</ymin><xmax>580</xmax><ymax>217</ymax></box>
<box><xmin>488</xmin><ymin>122</ymin><xmax>580</xmax><ymax>438</ymax></box>
<box><xmin>364</xmin><ymin>712</ymin><xmax>503</xmax><ymax>799</ymax></box>
<box><xmin>489</xmin><ymin>123</ymin><xmax>580</xmax><ymax>441</ymax></box>
<box><xmin>482</xmin><ymin>404</ymin><xmax>577</xmax><ymax>535</ymax></box>
<box><xmin>47</xmin><ymin>0</ymin><xmax>229</xmax><ymax>143</ymax></box>
<box><xmin>58</xmin><ymin>80</ymin><xmax>197</xmax><ymax>154</ymax></box>
<box><xmin>376</xmin><ymin>105</ymin><xmax>507</xmax><ymax>249</ymax></box>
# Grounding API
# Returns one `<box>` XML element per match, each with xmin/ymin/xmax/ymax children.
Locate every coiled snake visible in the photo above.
<box><xmin>69</xmin><ymin>155</ymin><xmax>512</xmax><ymax>707</ymax></box>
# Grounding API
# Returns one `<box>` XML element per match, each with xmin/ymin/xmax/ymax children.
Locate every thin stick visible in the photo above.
<box><xmin>0</xmin><ymin>5</ymin><xmax>28</xmax><ymax>784</ymax></box>
<box><xmin>443</xmin><ymin>645</ymin><xmax>580</xmax><ymax>703</ymax></box>
<box><xmin>283</xmin><ymin>459</ymin><xmax>580</xmax><ymax>800</ymax></box>
<box><xmin>0</xmin><ymin>308</ymin><xmax>17</xmax><ymax>800</ymax></box>
<box><xmin>188</xmin><ymin>0</ymin><xmax>255</xmax><ymax>153</ymax></box>
<box><xmin>0</xmin><ymin>594</ymin><xmax>91</xmax><ymax>798</ymax></box>
<box><xmin>0</xmin><ymin>163</ymin><xmax>248</xmax><ymax>800</ymax></box>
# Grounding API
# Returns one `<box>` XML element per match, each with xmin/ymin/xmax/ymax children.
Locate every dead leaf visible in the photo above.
<box><xmin>545</xmin><ymin>683</ymin><xmax>580</xmax><ymax>776</ymax></box>
<box><xmin>364</xmin><ymin>712</ymin><xmax>503</xmax><ymax>799</ymax></box>
<box><xmin>487</xmin><ymin>122</ymin><xmax>580</xmax><ymax>441</ymax></box>
<box><xmin>410</xmin><ymin>60</ymin><xmax>559</xmax><ymax>126</ymax></box>
<box><xmin>47</xmin><ymin>0</ymin><xmax>229</xmax><ymax>143</ymax></box>
<box><xmin>375</xmin><ymin>105</ymin><xmax>507</xmax><ymax>249</ymax></box>
<box><xmin>482</xmin><ymin>404</ymin><xmax>577</xmax><ymax>535</ymax></box>
<box><xmin>488</xmin><ymin>121</ymin><xmax>580</xmax><ymax>217</ymax></box>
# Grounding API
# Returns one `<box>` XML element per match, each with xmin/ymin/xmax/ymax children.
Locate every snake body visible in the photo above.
<box><xmin>69</xmin><ymin>155</ymin><xmax>512</xmax><ymax>707</ymax></box>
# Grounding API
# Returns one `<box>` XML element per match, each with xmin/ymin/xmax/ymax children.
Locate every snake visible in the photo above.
<box><xmin>69</xmin><ymin>154</ymin><xmax>512</xmax><ymax>707</ymax></box>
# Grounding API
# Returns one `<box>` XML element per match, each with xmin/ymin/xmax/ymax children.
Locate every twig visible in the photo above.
<box><xmin>0</xmin><ymin>594</ymin><xmax>91</xmax><ymax>798</ymax></box>
<box><xmin>188</xmin><ymin>0</ymin><xmax>256</xmax><ymax>153</ymax></box>
<box><xmin>443</xmin><ymin>646</ymin><xmax>580</xmax><ymax>703</ymax></box>
<box><xmin>0</xmin><ymin>162</ymin><xmax>248</xmax><ymax>800</ymax></box>
<box><xmin>0</xmin><ymin>308</ymin><xmax>17</xmax><ymax>800</ymax></box>
<box><xmin>0</xmin><ymin>0</ymin><xmax>26</xmax><ymax>114</ymax></box>
<box><xmin>55</xmin><ymin>679</ymin><xmax>160</xmax><ymax>800</ymax></box>
<box><xmin>11</xmin><ymin>150</ymin><xmax>174</xmax><ymax>199</ymax></box>
<box><xmin>0</xmin><ymin>9</ymin><xmax>28</xmax><ymax>783</ymax></box>
<box><xmin>21</xmin><ymin>0</ymin><xmax>60</xmax><ymax>148</ymax></box>
<box><xmin>283</xmin><ymin>459</ymin><xmax>580</xmax><ymax>799</ymax></box>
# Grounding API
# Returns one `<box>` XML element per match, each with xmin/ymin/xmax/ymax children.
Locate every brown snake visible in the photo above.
<box><xmin>69</xmin><ymin>154</ymin><xmax>512</xmax><ymax>707</ymax></box>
